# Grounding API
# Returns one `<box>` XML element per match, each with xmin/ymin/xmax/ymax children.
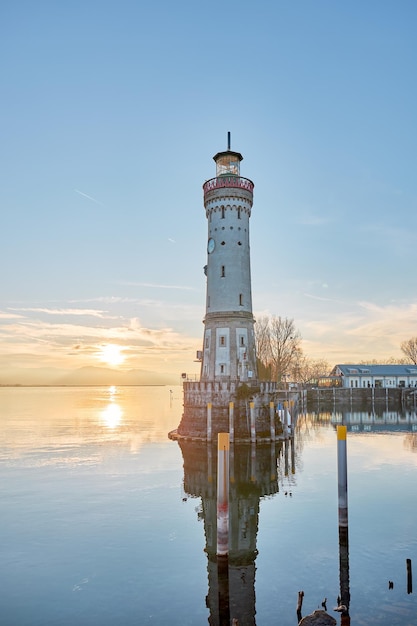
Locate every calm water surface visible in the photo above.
<box><xmin>1</xmin><ymin>386</ymin><xmax>416</xmax><ymax>625</ymax></box>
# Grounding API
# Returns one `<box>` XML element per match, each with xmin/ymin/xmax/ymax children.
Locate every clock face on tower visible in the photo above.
<box><xmin>207</xmin><ymin>238</ymin><xmax>215</xmax><ymax>254</ymax></box>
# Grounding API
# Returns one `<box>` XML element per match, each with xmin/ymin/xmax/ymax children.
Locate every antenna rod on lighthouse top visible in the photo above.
<box><xmin>227</xmin><ymin>131</ymin><xmax>231</xmax><ymax>151</ymax></box>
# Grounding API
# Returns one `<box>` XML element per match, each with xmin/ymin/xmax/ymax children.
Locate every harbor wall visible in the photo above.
<box><xmin>174</xmin><ymin>380</ymin><xmax>293</xmax><ymax>441</ymax></box>
<box><xmin>305</xmin><ymin>386</ymin><xmax>416</xmax><ymax>410</ymax></box>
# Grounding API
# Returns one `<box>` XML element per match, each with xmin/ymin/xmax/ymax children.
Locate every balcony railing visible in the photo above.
<box><xmin>203</xmin><ymin>176</ymin><xmax>254</xmax><ymax>195</ymax></box>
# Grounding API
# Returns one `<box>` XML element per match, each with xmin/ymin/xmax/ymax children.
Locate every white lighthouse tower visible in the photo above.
<box><xmin>201</xmin><ymin>133</ymin><xmax>258</xmax><ymax>383</ymax></box>
<box><xmin>172</xmin><ymin>136</ymin><xmax>280</xmax><ymax>441</ymax></box>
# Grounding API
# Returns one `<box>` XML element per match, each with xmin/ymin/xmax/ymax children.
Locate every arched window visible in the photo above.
<box><xmin>221</xmin><ymin>265</ymin><xmax>225</xmax><ymax>277</ymax></box>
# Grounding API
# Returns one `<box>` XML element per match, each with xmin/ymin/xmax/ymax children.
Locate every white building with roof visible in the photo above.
<box><xmin>331</xmin><ymin>364</ymin><xmax>417</xmax><ymax>389</ymax></box>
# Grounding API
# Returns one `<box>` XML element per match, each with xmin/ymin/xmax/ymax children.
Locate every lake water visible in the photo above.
<box><xmin>1</xmin><ymin>386</ymin><xmax>416</xmax><ymax>626</ymax></box>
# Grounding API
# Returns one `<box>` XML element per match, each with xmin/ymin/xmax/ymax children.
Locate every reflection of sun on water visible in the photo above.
<box><xmin>101</xmin><ymin>403</ymin><xmax>122</xmax><ymax>428</ymax></box>
<box><xmin>97</xmin><ymin>344</ymin><xmax>125</xmax><ymax>366</ymax></box>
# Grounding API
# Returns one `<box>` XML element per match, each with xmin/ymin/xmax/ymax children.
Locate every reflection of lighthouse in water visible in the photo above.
<box><xmin>179</xmin><ymin>440</ymin><xmax>292</xmax><ymax>625</ymax></box>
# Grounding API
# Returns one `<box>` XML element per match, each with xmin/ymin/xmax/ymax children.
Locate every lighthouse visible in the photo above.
<box><xmin>172</xmin><ymin>135</ymin><xmax>280</xmax><ymax>442</ymax></box>
<box><xmin>201</xmin><ymin>133</ymin><xmax>258</xmax><ymax>384</ymax></box>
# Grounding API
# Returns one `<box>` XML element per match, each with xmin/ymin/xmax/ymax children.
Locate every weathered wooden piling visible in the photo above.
<box><xmin>296</xmin><ymin>590</ymin><xmax>304</xmax><ymax>622</ymax></box>
<box><xmin>407</xmin><ymin>558</ymin><xmax>412</xmax><ymax>594</ymax></box>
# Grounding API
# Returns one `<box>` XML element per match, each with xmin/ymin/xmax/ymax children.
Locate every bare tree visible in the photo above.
<box><xmin>401</xmin><ymin>337</ymin><xmax>417</xmax><ymax>364</ymax></box>
<box><xmin>291</xmin><ymin>354</ymin><xmax>331</xmax><ymax>384</ymax></box>
<box><xmin>359</xmin><ymin>358</ymin><xmax>406</xmax><ymax>365</ymax></box>
<box><xmin>255</xmin><ymin>315</ymin><xmax>273</xmax><ymax>370</ymax></box>
<box><xmin>269</xmin><ymin>316</ymin><xmax>301</xmax><ymax>382</ymax></box>
<box><xmin>255</xmin><ymin>315</ymin><xmax>301</xmax><ymax>382</ymax></box>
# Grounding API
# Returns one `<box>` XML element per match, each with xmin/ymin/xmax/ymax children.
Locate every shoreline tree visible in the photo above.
<box><xmin>290</xmin><ymin>353</ymin><xmax>331</xmax><ymax>385</ymax></box>
<box><xmin>401</xmin><ymin>337</ymin><xmax>417</xmax><ymax>365</ymax></box>
<box><xmin>255</xmin><ymin>315</ymin><xmax>301</xmax><ymax>383</ymax></box>
<box><xmin>255</xmin><ymin>314</ymin><xmax>331</xmax><ymax>384</ymax></box>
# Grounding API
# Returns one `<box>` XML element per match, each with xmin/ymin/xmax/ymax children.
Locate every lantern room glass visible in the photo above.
<box><xmin>216</xmin><ymin>153</ymin><xmax>241</xmax><ymax>177</ymax></box>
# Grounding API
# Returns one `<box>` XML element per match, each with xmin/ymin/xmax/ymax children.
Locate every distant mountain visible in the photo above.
<box><xmin>0</xmin><ymin>366</ymin><xmax>177</xmax><ymax>386</ymax></box>
<box><xmin>56</xmin><ymin>366</ymin><xmax>176</xmax><ymax>386</ymax></box>
<box><xmin>0</xmin><ymin>367</ymin><xmax>71</xmax><ymax>386</ymax></box>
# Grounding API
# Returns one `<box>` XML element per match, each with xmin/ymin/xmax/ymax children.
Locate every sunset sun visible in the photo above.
<box><xmin>98</xmin><ymin>344</ymin><xmax>125</xmax><ymax>366</ymax></box>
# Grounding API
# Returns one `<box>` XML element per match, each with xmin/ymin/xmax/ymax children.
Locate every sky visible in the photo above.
<box><xmin>1</xmin><ymin>1</ymin><xmax>417</xmax><ymax>385</ymax></box>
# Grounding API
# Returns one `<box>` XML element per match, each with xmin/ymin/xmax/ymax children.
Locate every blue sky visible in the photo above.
<box><xmin>1</xmin><ymin>1</ymin><xmax>417</xmax><ymax>384</ymax></box>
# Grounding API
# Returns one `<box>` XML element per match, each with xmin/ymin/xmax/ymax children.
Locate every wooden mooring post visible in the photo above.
<box><xmin>337</xmin><ymin>425</ymin><xmax>350</xmax><ymax>618</ymax></box>
<box><xmin>207</xmin><ymin>402</ymin><xmax>212</xmax><ymax>442</ymax></box>
<box><xmin>229</xmin><ymin>401</ymin><xmax>234</xmax><ymax>443</ymax></box>
<box><xmin>217</xmin><ymin>433</ymin><xmax>229</xmax><ymax>556</ymax></box>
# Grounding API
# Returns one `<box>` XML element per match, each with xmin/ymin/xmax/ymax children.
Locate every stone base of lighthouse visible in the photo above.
<box><xmin>169</xmin><ymin>380</ymin><xmax>285</xmax><ymax>442</ymax></box>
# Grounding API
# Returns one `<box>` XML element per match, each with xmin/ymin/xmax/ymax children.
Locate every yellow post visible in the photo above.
<box><xmin>337</xmin><ymin>424</ymin><xmax>350</xmax><ymax>618</ymax></box>
<box><xmin>251</xmin><ymin>442</ymin><xmax>256</xmax><ymax>483</ymax></box>
<box><xmin>207</xmin><ymin>402</ymin><xmax>212</xmax><ymax>441</ymax></box>
<box><xmin>337</xmin><ymin>424</ymin><xmax>348</xmax><ymax>524</ymax></box>
<box><xmin>269</xmin><ymin>401</ymin><xmax>275</xmax><ymax>440</ymax></box>
<box><xmin>229</xmin><ymin>401</ymin><xmax>234</xmax><ymax>443</ymax></box>
<box><xmin>217</xmin><ymin>433</ymin><xmax>230</xmax><ymax>556</ymax></box>
<box><xmin>250</xmin><ymin>401</ymin><xmax>255</xmax><ymax>442</ymax></box>
<box><xmin>270</xmin><ymin>442</ymin><xmax>276</xmax><ymax>480</ymax></box>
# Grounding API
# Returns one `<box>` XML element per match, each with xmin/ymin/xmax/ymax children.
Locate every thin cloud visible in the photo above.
<box><xmin>74</xmin><ymin>189</ymin><xmax>104</xmax><ymax>206</ymax></box>
<box><xmin>296</xmin><ymin>213</ymin><xmax>333</xmax><ymax>226</ymax></box>
<box><xmin>0</xmin><ymin>311</ymin><xmax>24</xmax><ymax>319</ymax></box>
<box><xmin>9</xmin><ymin>307</ymin><xmax>112</xmax><ymax>318</ymax></box>
<box><xmin>300</xmin><ymin>300</ymin><xmax>417</xmax><ymax>363</ymax></box>
<box><xmin>0</xmin><ymin>319</ymin><xmax>198</xmax><ymax>378</ymax></box>
<box><xmin>69</xmin><ymin>297</ymin><xmax>139</xmax><ymax>304</ymax></box>
<box><xmin>303</xmin><ymin>293</ymin><xmax>342</xmax><ymax>304</ymax></box>
<box><xmin>0</xmin><ymin>316</ymin><xmax>198</xmax><ymax>355</ymax></box>
<box><xmin>121</xmin><ymin>281</ymin><xmax>194</xmax><ymax>290</ymax></box>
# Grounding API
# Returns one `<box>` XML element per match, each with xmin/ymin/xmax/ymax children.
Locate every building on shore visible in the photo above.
<box><xmin>331</xmin><ymin>364</ymin><xmax>417</xmax><ymax>389</ymax></box>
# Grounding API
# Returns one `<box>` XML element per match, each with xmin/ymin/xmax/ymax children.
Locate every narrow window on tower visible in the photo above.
<box><xmin>221</xmin><ymin>207</ymin><xmax>225</xmax><ymax>219</ymax></box>
<box><xmin>205</xmin><ymin>336</ymin><xmax>209</xmax><ymax>349</ymax></box>
<box><xmin>240</xmin><ymin>336</ymin><xmax>245</xmax><ymax>346</ymax></box>
<box><xmin>221</xmin><ymin>265</ymin><xmax>225</xmax><ymax>277</ymax></box>
<box><xmin>239</xmin><ymin>293</ymin><xmax>243</xmax><ymax>306</ymax></box>
<box><xmin>220</xmin><ymin>365</ymin><xmax>225</xmax><ymax>374</ymax></box>
<box><xmin>219</xmin><ymin>336</ymin><xmax>226</xmax><ymax>347</ymax></box>
<box><xmin>237</xmin><ymin>208</ymin><xmax>241</xmax><ymax>219</ymax></box>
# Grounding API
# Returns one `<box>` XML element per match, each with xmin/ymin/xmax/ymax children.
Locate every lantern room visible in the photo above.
<box><xmin>213</xmin><ymin>149</ymin><xmax>243</xmax><ymax>177</ymax></box>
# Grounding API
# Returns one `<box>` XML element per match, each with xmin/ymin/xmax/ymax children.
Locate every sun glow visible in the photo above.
<box><xmin>100</xmin><ymin>402</ymin><xmax>122</xmax><ymax>428</ymax></box>
<box><xmin>98</xmin><ymin>344</ymin><xmax>125</xmax><ymax>366</ymax></box>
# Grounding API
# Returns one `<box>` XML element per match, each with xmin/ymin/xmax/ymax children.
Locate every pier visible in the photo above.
<box><xmin>169</xmin><ymin>380</ymin><xmax>300</xmax><ymax>442</ymax></box>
